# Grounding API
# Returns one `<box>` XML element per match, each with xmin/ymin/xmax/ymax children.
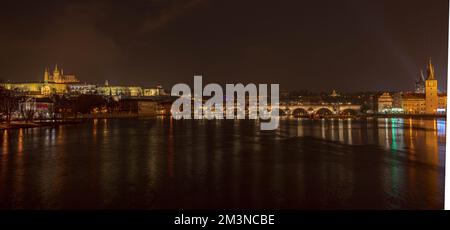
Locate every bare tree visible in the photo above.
<box><xmin>19</xmin><ymin>97</ymin><xmax>36</xmax><ymax>123</ymax></box>
<box><xmin>0</xmin><ymin>87</ymin><xmax>20</xmax><ymax>124</ymax></box>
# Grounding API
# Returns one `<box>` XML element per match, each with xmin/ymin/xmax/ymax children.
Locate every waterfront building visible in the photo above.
<box><xmin>401</xmin><ymin>93</ymin><xmax>426</xmax><ymax>114</ymax></box>
<box><xmin>425</xmin><ymin>60</ymin><xmax>439</xmax><ymax>114</ymax></box>
<box><xmin>377</xmin><ymin>92</ymin><xmax>393</xmax><ymax>113</ymax></box>
<box><xmin>438</xmin><ymin>94</ymin><xmax>447</xmax><ymax>113</ymax></box>
<box><xmin>18</xmin><ymin>97</ymin><xmax>54</xmax><ymax>119</ymax></box>
<box><xmin>377</xmin><ymin>59</ymin><xmax>447</xmax><ymax>115</ymax></box>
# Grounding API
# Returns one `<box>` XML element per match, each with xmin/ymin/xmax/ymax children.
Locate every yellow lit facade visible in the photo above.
<box><xmin>96</xmin><ymin>86</ymin><xmax>143</xmax><ymax>97</ymax></box>
<box><xmin>425</xmin><ymin>59</ymin><xmax>439</xmax><ymax>114</ymax></box>
<box><xmin>401</xmin><ymin>94</ymin><xmax>426</xmax><ymax>114</ymax></box>
<box><xmin>1</xmin><ymin>65</ymin><xmax>165</xmax><ymax>98</ymax></box>
<box><xmin>44</xmin><ymin>65</ymin><xmax>80</xmax><ymax>84</ymax></box>
<box><xmin>378</xmin><ymin>59</ymin><xmax>446</xmax><ymax>115</ymax></box>
<box><xmin>438</xmin><ymin>95</ymin><xmax>447</xmax><ymax>111</ymax></box>
<box><xmin>1</xmin><ymin>65</ymin><xmax>76</xmax><ymax>95</ymax></box>
<box><xmin>377</xmin><ymin>92</ymin><xmax>394</xmax><ymax>113</ymax></box>
<box><xmin>1</xmin><ymin>82</ymin><xmax>69</xmax><ymax>95</ymax></box>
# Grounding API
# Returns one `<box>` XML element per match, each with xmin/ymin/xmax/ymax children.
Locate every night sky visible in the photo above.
<box><xmin>0</xmin><ymin>0</ymin><xmax>448</xmax><ymax>92</ymax></box>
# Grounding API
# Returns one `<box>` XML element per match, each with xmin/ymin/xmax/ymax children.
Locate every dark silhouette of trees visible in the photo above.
<box><xmin>0</xmin><ymin>87</ymin><xmax>20</xmax><ymax>123</ymax></box>
<box><xmin>106</xmin><ymin>97</ymin><xmax>119</xmax><ymax>114</ymax></box>
<box><xmin>73</xmin><ymin>95</ymin><xmax>107</xmax><ymax>114</ymax></box>
<box><xmin>51</xmin><ymin>95</ymin><xmax>123</xmax><ymax>119</ymax></box>
<box><xmin>52</xmin><ymin>95</ymin><xmax>76</xmax><ymax>119</ymax></box>
<box><xmin>118</xmin><ymin>99</ymin><xmax>139</xmax><ymax>113</ymax></box>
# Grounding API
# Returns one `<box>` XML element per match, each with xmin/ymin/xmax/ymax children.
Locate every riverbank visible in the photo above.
<box><xmin>1</xmin><ymin>112</ymin><xmax>447</xmax><ymax>130</ymax></box>
<box><xmin>289</xmin><ymin>113</ymin><xmax>447</xmax><ymax>119</ymax></box>
<box><xmin>0</xmin><ymin>120</ymin><xmax>85</xmax><ymax>130</ymax></box>
<box><xmin>0</xmin><ymin>112</ymin><xmax>158</xmax><ymax>130</ymax></box>
<box><xmin>286</xmin><ymin>114</ymin><xmax>446</xmax><ymax>120</ymax></box>
<box><xmin>372</xmin><ymin>114</ymin><xmax>446</xmax><ymax>119</ymax></box>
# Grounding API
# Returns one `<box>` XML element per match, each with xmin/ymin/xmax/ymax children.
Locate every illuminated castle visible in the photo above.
<box><xmin>44</xmin><ymin>65</ymin><xmax>79</xmax><ymax>83</ymax></box>
<box><xmin>1</xmin><ymin>64</ymin><xmax>165</xmax><ymax>97</ymax></box>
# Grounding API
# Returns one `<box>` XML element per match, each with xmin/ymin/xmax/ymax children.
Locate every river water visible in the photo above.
<box><xmin>0</xmin><ymin>117</ymin><xmax>445</xmax><ymax>209</ymax></box>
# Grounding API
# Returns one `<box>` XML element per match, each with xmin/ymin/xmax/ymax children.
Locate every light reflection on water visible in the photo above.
<box><xmin>290</xmin><ymin>118</ymin><xmax>445</xmax><ymax>166</ymax></box>
<box><xmin>0</xmin><ymin>117</ymin><xmax>445</xmax><ymax>209</ymax></box>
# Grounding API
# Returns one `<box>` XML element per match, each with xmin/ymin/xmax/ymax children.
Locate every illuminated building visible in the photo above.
<box><xmin>377</xmin><ymin>92</ymin><xmax>393</xmax><ymax>113</ymax></box>
<box><xmin>1</xmin><ymin>65</ymin><xmax>166</xmax><ymax>98</ymax></box>
<box><xmin>1</xmin><ymin>65</ymin><xmax>78</xmax><ymax>95</ymax></box>
<box><xmin>401</xmin><ymin>93</ymin><xmax>426</xmax><ymax>114</ymax></box>
<box><xmin>2</xmin><ymin>81</ymin><xmax>69</xmax><ymax>96</ymax></box>
<box><xmin>96</xmin><ymin>85</ymin><xmax>143</xmax><ymax>97</ymax></box>
<box><xmin>96</xmin><ymin>81</ymin><xmax>166</xmax><ymax>97</ymax></box>
<box><xmin>68</xmin><ymin>84</ymin><xmax>97</xmax><ymax>94</ymax></box>
<box><xmin>18</xmin><ymin>97</ymin><xmax>54</xmax><ymax>119</ymax></box>
<box><xmin>44</xmin><ymin>65</ymin><xmax>79</xmax><ymax>84</ymax></box>
<box><xmin>377</xmin><ymin>59</ymin><xmax>447</xmax><ymax>115</ymax></box>
<box><xmin>330</xmin><ymin>89</ymin><xmax>340</xmax><ymax>97</ymax></box>
<box><xmin>438</xmin><ymin>94</ymin><xmax>447</xmax><ymax>113</ymax></box>
<box><xmin>144</xmin><ymin>85</ymin><xmax>165</xmax><ymax>96</ymax></box>
<box><xmin>425</xmin><ymin>59</ymin><xmax>439</xmax><ymax>114</ymax></box>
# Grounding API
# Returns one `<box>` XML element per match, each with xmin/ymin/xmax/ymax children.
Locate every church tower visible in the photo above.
<box><xmin>53</xmin><ymin>64</ymin><xmax>61</xmax><ymax>83</ymax></box>
<box><xmin>44</xmin><ymin>68</ymin><xmax>50</xmax><ymax>83</ymax></box>
<box><xmin>425</xmin><ymin>58</ymin><xmax>438</xmax><ymax>114</ymax></box>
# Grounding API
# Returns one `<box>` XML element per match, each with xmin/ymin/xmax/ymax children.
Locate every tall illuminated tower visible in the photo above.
<box><xmin>425</xmin><ymin>58</ymin><xmax>438</xmax><ymax>114</ymax></box>
<box><xmin>53</xmin><ymin>64</ymin><xmax>61</xmax><ymax>83</ymax></box>
<box><xmin>44</xmin><ymin>68</ymin><xmax>50</xmax><ymax>83</ymax></box>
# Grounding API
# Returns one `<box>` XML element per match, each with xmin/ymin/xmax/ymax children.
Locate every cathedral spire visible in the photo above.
<box><xmin>44</xmin><ymin>67</ymin><xmax>49</xmax><ymax>83</ymax></box>
<box><xmin>53</xmin><ymin>64</ymin><xmax>61</xmax><ymax>82</ymax></box>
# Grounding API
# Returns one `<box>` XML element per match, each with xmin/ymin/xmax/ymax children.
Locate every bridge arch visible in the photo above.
<box><xmin>292</xmin><ymin>108</ymin><xmax>309</xmax><ymax>117</ymax></box>
<box><xmin>341</xmin><ymin>108</ymin><xmax>359</xmax><ymax>115</ymax></box>
<box><xmin>315</xmin><ymin>107</ymin><xmax>333</xmax><ymax>115</ymax></box>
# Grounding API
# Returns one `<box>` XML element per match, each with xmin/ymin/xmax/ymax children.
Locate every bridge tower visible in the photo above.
<box><xmin>425</xmin><ymin>58</ymin><xmax>438</xmax><ymax>114</ymax></box>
